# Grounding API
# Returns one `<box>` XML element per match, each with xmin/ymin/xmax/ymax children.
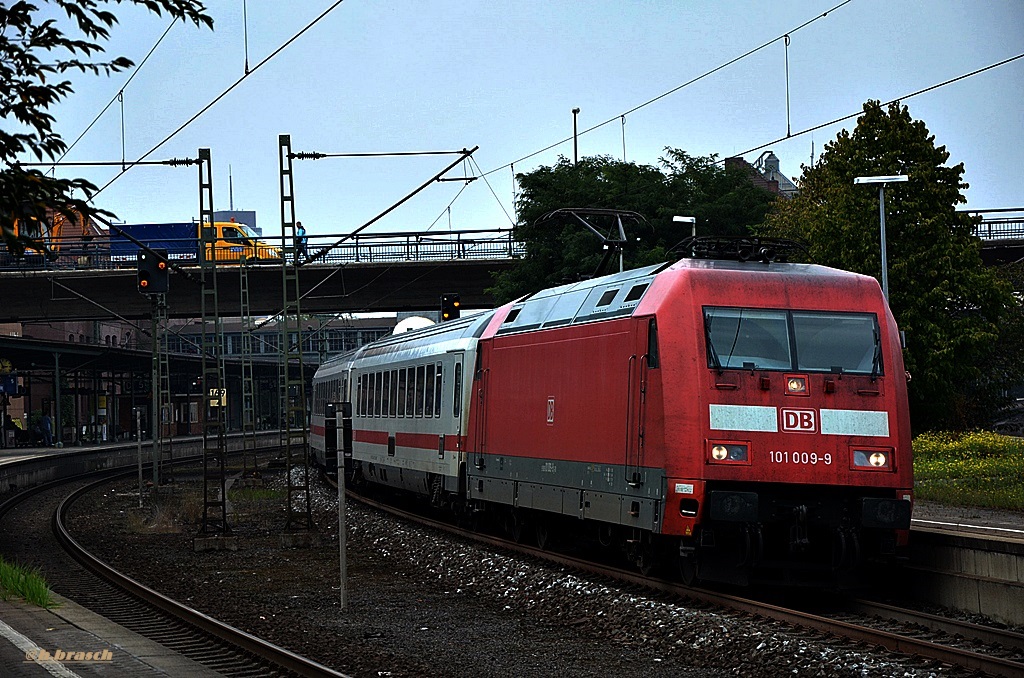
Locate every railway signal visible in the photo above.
<box><xmin>137</xmin><ymin>249</ymin><xmax>169</xmax><ymax>295</ymax></box>
<box><xmin>441</xmin><ymin>293</ymin><xmax>461</xmax><ymax>321</ymax></box>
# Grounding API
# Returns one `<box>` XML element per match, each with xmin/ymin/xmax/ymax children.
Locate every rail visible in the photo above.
<box><xmin>0</xmin><ymin>228</ymin><xmax>524</xmax><ymax>271</ymax></box>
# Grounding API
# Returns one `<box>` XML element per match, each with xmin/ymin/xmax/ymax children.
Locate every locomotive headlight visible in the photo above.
<box><xmin>708</xmin><ymin>442</ymin><xmax>749</xmax><ymax>464</ymax></box>
<box><xmin>785</xmin><ymin>375</ymin><xmax>808</xmax><ymax>395</ymax></box>
<box><xmin>852</xmin><ymin>448</ymin><xmax>892</xmax><ymax>470</ymax></box>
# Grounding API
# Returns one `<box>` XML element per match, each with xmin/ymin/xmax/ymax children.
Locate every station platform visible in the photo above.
<box><xmin>0</xmin><ymin>440</ymin><xmax>120</xmax><ymax>468</ymax></box>
<box><xmin>912</xmin><ymin>500</ymin><xmax>1024</xmax><ymax>542</ymax></box>
<box><xmin>0</xmin><ymin>594</ymin><xmax>222</xmax><ymax>677</ymax></box>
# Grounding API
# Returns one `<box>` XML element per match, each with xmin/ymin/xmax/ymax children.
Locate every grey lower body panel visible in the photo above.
<box><xmin>467</xmin><ymin>454</ymin><xmax>664</xmax><ymax>532</ymax></box>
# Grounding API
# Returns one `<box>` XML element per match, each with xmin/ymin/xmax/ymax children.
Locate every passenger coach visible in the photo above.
<box><xmin>312</xmin><ymin>245</ymin><xmax>913</xmax><ymax>585</ymax></box>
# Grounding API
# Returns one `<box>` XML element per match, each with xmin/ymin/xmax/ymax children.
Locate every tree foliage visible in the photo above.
<box><xmin>490</xmin><ymin>151</ymin><xmax>777</xmax><ymax>302</ymax></box>
<box><xmin>761</xmin><ymin>101</ymin><xmax>1021</xmax><ymax>430</ymax></box>
<box><xmin>0</xmin><ymin>0</ymin><xmax>213</xmax><ymax>254</ymax></box>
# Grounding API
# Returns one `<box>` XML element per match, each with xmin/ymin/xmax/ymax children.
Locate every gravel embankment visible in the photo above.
<box><xmin>66</xmin><ymin>469</ymin><xmax>962</xmax><ymax>677</ymax></box>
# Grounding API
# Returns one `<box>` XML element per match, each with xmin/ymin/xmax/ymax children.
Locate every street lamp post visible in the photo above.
<box><xmin>571</xmin><ymin>108</ymin><xmax>580</xmax><ymax>165</ymax></box>
<box><xmin>854</xmin><ymin>174</ymin><xmax>908</xmax><ymax>302</ymax></box>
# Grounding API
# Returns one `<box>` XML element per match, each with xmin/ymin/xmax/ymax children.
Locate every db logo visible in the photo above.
<box><xmin>781</xmin><ymin>408</ymin><xmax>817</xmax><ymax>433</ymax></box>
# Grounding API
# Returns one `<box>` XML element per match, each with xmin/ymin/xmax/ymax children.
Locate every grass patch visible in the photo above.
<box><xmin>0</xmin><ymin>557</ymin><xmax>55</xmax><ymax>608</ymax></box>
<box><xmin>229</xmin><ymin>486</ymin><xmax>285</xmax><ymax>502</ymax></box>
<box><xmin>913</xmin><ymin>431</ymin><xmax>1024</xmax><ymax>510</ymax></box>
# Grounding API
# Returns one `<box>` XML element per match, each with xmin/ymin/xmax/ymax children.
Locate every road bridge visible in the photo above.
<box><xmin>0</xmin><ymin>229</ymin><xmax>521</xmax><ymax>322</ymax></box>
<box><xmin>4</xmin><ymin>217</ymin><xmax>1020</xmax><ymax>322</ymax></box>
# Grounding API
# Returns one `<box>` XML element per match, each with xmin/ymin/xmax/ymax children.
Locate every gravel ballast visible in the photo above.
<box><xmin>65</xmin><ymin>469</ymin><xmax>961</xmax><ymax>677</ymax></box>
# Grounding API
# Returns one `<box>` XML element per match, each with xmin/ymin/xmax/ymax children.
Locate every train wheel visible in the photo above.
<box><xmin>535</xmin><ymin>522</ymin><xmax>551</xmax><ymax>550</ymax></box>
<box><xmin>630</xmin><ymin>534</ymin><xmax>663</xmax><ymax>576</ymax></box>
<box><xmin>678</xmin><ymin>556</ymin><xmax>698</xmax><ymax>586</ymax></box>
<box><xmin>596</xmin><ymin>524</ymin><xmax>616</xmax><ymax>548</ymax></box>
<box><xmin>637</xmin><ymin>547</ymin><xmax>661</xmax><ymax>576</ymax></box>
<box><xmin>504</xmin><ymin>509</ymin><xmax>527</xmax><ymax>543</ymax></box>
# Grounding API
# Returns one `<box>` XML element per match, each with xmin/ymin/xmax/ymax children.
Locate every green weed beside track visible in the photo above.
<box><xmin>913</xmin><ymin>431</ymin><xmax>1024</xmax><ymax>511</ymax></box>
<box><xmin>0</xmin><ymin>556</ymin><xmax>55</xmax><ymax>608</ymax></box>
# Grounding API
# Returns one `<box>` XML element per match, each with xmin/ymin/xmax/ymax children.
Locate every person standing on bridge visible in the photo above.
<box><xmin>295</xmin><ymin>221</ymin><xmax>308</xmax><ymax>262</ymax></box>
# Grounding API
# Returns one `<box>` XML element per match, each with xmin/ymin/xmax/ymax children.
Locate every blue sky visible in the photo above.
<box><xmin>40</xmin><ymin>0</ymin><xmax>1024</xmax><ymax>238</ymax></box>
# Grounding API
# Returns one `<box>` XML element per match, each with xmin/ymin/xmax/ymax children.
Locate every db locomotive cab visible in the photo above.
<box><xmin>673</xmin><ymin>264</ymin><xmax>913</xmax><ymax>586</ymax></box>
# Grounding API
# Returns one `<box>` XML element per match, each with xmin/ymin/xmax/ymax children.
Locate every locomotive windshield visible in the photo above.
<box><xmin>704</xmin><ymin>307</ymin><xmax>881</xmax><ymax>375</ymax></box>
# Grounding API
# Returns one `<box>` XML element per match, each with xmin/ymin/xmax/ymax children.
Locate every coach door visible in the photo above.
<box><xmin>441</xmin><ymin>352</ymin><xmax>465</xmax><ymax>464</ymax></box>
<box><xmin>625</xmin><ymin>318</ymin><xmax>656</xmax><ymax>487</ymax></box>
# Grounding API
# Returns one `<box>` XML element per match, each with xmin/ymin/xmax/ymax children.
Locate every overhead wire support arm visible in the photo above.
<box><xmin>290</xmin><ymin>149</ymin><xmax>471</xmax><ymax>160</ymax></box>
<box><xmin>437</xmin><ymin>176</ymin><xmax>477</xmax><ymax>183</ymax></box>
<box><xmin>16</xmin><ymin>158</ymin><xmax>200</xmax><ymax>168</ymax></box>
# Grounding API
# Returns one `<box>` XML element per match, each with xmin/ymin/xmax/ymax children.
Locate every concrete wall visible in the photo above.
<box><xmin>0</xmin><ymin>432</ymin><xmax>280</xmax><ymax>496</ymax></box>
<box><xmin>902</xmin><ymin>529</ymin><xmax>1024</xmax><ymax>626</ymax></box>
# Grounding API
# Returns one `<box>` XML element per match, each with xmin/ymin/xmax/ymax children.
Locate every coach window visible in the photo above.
<box><xmin>646</xmin><ymin>318</ymin><xmax>660</xmax><ymax>368</ymax></box>
<box><xmin>415</xmin><ymin>365</ymin><xmax>426</xmax><ymax>417</ymax></box>
<box><xmin>453</xmin><ymin>363</ymin><xmax>462</xmax><ymax>417</ymax></box>
<box><xmin>389</xmin><ymin>369</ymin><xmax>399</xmax><ymax>417</ymax></box>
<box><xmin>406</xmin><ymin>367</ymin><xmax>417</xmax><ymax>416</ymax></box>
<box><xmin>376</xmin><ymin>372</ymin><xmax>384</xmax><ymax>416</ymax></box>
<box><xmin>357</xmin><ymin>375</ymin><xmax>365</xmax><ymax>417</ymax></box>
<box><xmin>398</xmin><ymin>368</ymin><xmax>408</xmax><ymax>417</ymax></box>
<box><xmin>424</xmin><ymin>364</ymin><xmax>436</xmax><ymax>417</ymax></box>
<box><xmin>434</xmin><ymin>362</ymin><xmax>443</xmax><ymax>417</ymax></box>
<box><xmin>382</xmin><ymin>371</ymin><xmax>391</xmax><ymax>417</ymax></box>
<box><xmin>372</xmin><ymin>374</ymin><xmax>380</xmax><ymax>417</ymax></box>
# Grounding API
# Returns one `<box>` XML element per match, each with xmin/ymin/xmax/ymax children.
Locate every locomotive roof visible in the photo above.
<box><xmin>665</xmin><ymin>257</ymin><xmax>866</xmax><ymax>278</ymax></box>
<box><xmin>494</xmin><ymin>261</ymin><xmax>671</xmax><ymax>336</ymax></box>
<box><xmin>491</xmin><ymin>257</ymin><xmax>878</xmax><ymax>337</ymax></box>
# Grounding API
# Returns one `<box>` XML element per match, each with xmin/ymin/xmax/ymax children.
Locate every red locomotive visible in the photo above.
<box><xmin>312</xmin><ymin>239</ymin><xmax>913</xmax><ymax>585</ymax></box>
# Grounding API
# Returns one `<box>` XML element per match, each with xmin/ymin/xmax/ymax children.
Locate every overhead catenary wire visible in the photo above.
<box><xmin>730</xmin><ymin>51</ymin><xmax>1024</xmax><ymax>162</ymax></box>
<box><xmin>483</xmin><ymin>0</ymin><xmax>856</xmax><ymax>177</ymax></box>
<box><xmin>50</xmin><ymin>19</ymin><xmax>178</xmax><ymax>173</ymax></box>
<box><xmin>90</xmin><ymin>0</ymin><xmax>349</xmax><ymax>200</ymax></box>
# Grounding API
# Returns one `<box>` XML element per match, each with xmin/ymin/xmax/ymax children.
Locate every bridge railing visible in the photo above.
<box><xmin>973</xmin><ymin>218</ymin><xmax>1024</xmax><ymax>241</ymax></box>
<box><xmin>0</xmin><ymin>228</ymin><xmax>525</xmax><ymax>271</ymax></box>
<box><xmin>314</xmin><ymin>230</ymin><xmax>524</xmax><ymax>264</ymax></box>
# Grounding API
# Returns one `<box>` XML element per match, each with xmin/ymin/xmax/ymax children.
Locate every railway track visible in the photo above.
<box><xmin>344</xmin><ymin>482</ymin><xmax>1024</xmax><ymax>677</ymax></box>
<box><xmin>0</xmin><ymin>462</ymin><xmax>347</xmax><ymax>678</ymax></box>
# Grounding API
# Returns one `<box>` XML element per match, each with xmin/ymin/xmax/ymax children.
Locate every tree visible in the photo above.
<box><xmin>1</xmin><ymin>0</ymin><xmax>213</xmax><ymax>255</ymax></box>
<box><xmin>761</xmin><ymin>100</ymin><xmax>1021</xmax><ymax>430</ymax></box>
<box><xmin>490</xmin><ymin>151</ymin><xmax>777</xmax><ymax>302</ymax></box>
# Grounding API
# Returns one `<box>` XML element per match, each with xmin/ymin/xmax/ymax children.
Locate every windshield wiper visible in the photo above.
<box><xmin>869</xmin><ymin>328</ymin><xmax>882</xmax><ymax>381</ymax></box>
<box><xmin>705</xmin><ymin>316</ymin><xmax>723</xmax><ymax>374</ymax></box>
